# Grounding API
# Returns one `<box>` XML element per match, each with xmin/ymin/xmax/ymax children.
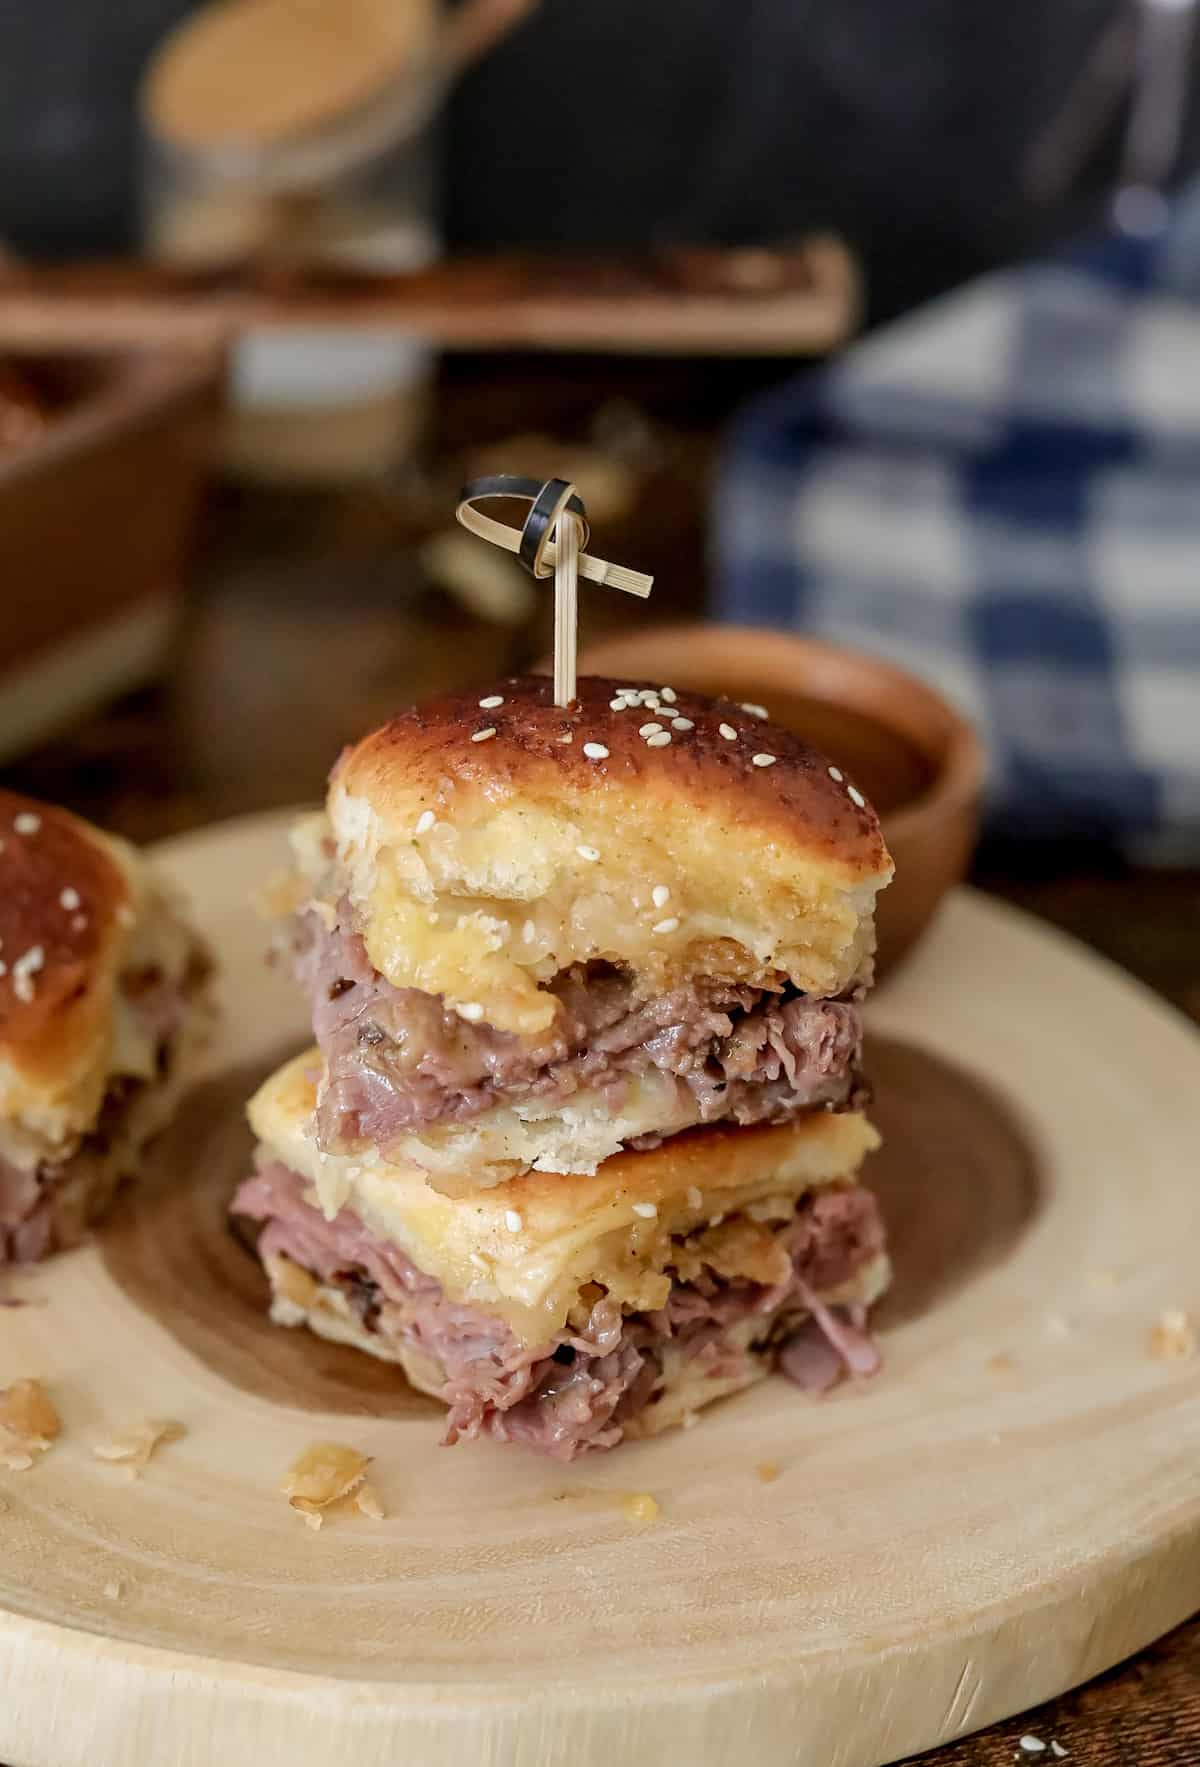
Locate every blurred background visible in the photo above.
<box><xmin>0</xmin><ymin>0</ymin><xmax>1198</xmax><ymax>1006</ymax></box>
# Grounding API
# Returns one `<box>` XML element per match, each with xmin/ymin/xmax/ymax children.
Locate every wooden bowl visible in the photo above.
<box><xmin>0</xmin><ymin>347</ymin><xmax>223</xmax><ymax>761</ymax></box>
<box><xmin>575</xmin><ymin>623</ymin><xmax>985</xmax><ymax>976</ymax></box>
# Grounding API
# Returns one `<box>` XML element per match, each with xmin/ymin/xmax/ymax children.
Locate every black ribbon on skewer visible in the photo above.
<box><xmin>454</xmin><ymin>474</ymin><xmax>652</xmax><ymax>598</ymax></box>
<box><xmin>455</xmin><ymin>471</ymin><xmax>654</xmax><ymax>707</ymax></box>
<box><xmin>458</xmin><ymin>474</ymin><xmax>591</xmax><ymax>578</ymax></box>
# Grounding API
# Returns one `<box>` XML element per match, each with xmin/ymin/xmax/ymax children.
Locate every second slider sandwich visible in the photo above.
<box><xmin>278</xmin><ymin>676</ymin><xmax>892</xmax><ymax>1191</ymax></box>
<box><xmin>1</xmin><ymin>789</ymin><xmax>212</xmax><ymax>1264</ymax></box>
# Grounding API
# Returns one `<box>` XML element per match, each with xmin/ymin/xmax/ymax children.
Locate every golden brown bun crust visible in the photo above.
<box><xmin>0</xmin><ymin>790</ymin><xmax>209</xmax><ymax>1162</ymax></box>
<box><xmin>337</xmin><ymin>674</ymin><xmax>888</xmax><ymax>881</ymax></box>
<box><xmin>0</xmin><ymin>789</ymin><xmax>135</xmax><ymax>1099</ymax></box>
<box><xmin>323</xmin><ymin>677</ymin><xmax>893</xmax><ymax>1035</ymax></box>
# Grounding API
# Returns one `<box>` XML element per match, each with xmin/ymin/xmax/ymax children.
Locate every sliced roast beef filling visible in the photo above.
<box><xmin>233</xmin><ymin>1160</ymin><xmax>885</xmax><ymax>1460</ymax></box>
<box><xmin>0</xmin><ymin>1158</ymin><xmax>51</xmax><ymax>1265</ymax></box>
<box><xmin>293</xmin><ymin>913</ymin><xmax>864</xmax><ymax>1155</ymax></box>
<box><xmin>1</xmin><ymin>1078</ymin><xmax>142</xmax><ymax>1266</ymax></box>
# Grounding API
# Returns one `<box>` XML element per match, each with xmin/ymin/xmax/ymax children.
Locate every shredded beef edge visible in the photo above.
<box><xmin>234</xmin><ymin>1161</ymin><xmax>885</xmax><ymax>1460</ymax></box>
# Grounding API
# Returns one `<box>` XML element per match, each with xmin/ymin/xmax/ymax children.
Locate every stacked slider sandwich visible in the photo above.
<box><xmin>235</xmin><ymin>676</ymin><xmax>893</xmax><ymax>1457</ymax></box>
<box><xmin>0</xmin><ymin>790</ymin><xmax>213</xmax><ymax>1265</ymax></box>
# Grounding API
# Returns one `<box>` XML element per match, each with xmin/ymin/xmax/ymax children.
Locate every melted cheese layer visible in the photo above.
<box><xmin>248</xmin><ymin>1048</ymin><xmax>879</xmax><ymax>1347</ymax></box>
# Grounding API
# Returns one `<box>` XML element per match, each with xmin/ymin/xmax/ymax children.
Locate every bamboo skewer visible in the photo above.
<box><xmin>554</xmin><ymin>509</ymin><xmax>581</xmax><ymax>707</ymax></box>
<box><xmin>456</xmin><ymin>473</ymin><xmax>653</xmax><ymax>706</ymax></box>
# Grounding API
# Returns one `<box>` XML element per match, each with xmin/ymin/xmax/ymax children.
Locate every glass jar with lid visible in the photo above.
<box><xmin>139</xmin><ymin>0</ymin><xmax>533</xmax><ymax>479</ymax></box>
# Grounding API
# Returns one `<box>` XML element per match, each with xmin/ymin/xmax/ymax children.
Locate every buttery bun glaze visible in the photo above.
<box><xmin>322</xmin><ymin>675</ymin><xmax>893</xmax><ymax>1038</ymax></box>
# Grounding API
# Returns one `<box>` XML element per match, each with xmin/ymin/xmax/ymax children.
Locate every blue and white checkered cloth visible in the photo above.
<box><xmin>716</xmin><ymin>181</ymin><xmax>1200</xmax><ymax>859</ymax></box>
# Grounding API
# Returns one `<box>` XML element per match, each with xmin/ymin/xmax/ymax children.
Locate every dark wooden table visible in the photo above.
<box><xmin>4</xmin><ymin>375</ymin><xmax>1199</xmax><ymax>1764</ymax></box>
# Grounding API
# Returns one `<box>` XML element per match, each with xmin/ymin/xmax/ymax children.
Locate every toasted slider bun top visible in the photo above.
<box><xmin>248</xmin><ymin>1047</ymin><xmax>880</xmax><ymax>1346</ymax></box>
<box><xmin>320</xmin><ymin>675</ymin><xmax>892</xmax><ymax>1037</ymax></box>
<box><xmin>0</xmin><ymin>791</ymin><xmax>194</xmax><ymax>1165</ymax></box>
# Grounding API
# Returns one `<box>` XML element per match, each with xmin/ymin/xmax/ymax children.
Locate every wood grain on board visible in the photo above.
<box><xmin>0</xmin><ymin>814</ymin><xmax>1199</xmax><ymax>1767</ymax></box>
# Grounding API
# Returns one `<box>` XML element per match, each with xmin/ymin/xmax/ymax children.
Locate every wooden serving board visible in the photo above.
<box><xmin>2</xmin><ymin>811</ymin><xmax>1199</xmax><ymax>1767</ymax></box>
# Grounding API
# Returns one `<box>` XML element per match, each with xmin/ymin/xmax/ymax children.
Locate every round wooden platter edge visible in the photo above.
<box><xmin>1</xmin><ymin>814</ymin><xmax>1199</xmax><ymax>1766</ymax></box>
